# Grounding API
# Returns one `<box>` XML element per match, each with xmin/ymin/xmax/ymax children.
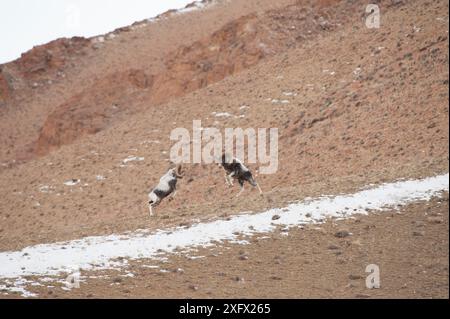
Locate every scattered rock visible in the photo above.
<box><xmin>179</xmin><ymin>222</ymin><xmax>191</xmax><ymax>228</ymax></box>
<box><xmin>335</xmin><ymin>230</ymin><xmax>351</xmax><ymax>238</ymax></box>
<box><xmin>349</xmin><ymin>274</ymin><xmax>363</xmax><ymax>280</ymax></box>
<box><xmin>272</xmin><ymin>215</ymin><xmax>281</xmax><ymax>220</ymax></box>
<box><xmin>427</xmin><ymin>217</ymin><xmax>443</xmax><ymax>224</ymax></box>
<box><xmin>270</xmin><ymin>276</ymin><xmax>282</xmax><ymax>280</ymax></box>
<box><xmin>173</xmin><ymin>268</ymin><xmax>185</xmax><ymax>274</ymax></box>
<box><xmin>327</xmin><ymin>244</ymin><xmax>340</xmax><ymax>250</ymax></box>
<box><xmin>233</xmin><ymin>276</ymin><xmax>245</xmax><ymax>282</ymax></box>
<box><xmin>188</xmin><ymin>285</ymin><xmax>198</xmax><ymax>291</ymax></box>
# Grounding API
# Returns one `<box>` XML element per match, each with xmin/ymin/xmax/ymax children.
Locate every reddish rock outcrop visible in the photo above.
<box><xmin>15</xmin><ymin>37</ymin><xmax>89</xmax><ymax>82</ymax></box>
<box><xmin>35</xmin><ymin>69</ymin><xmax>152</xmax><ymax>156</ymax></box>
<box><xmin>150</xmin><ymin>1</ymin><xmax>346</xmax><ymax>104</ymax></box>
<box><xmin>150</xmin><ymin>14</ymin><xmax>265</xmax><ymax>102</ymax></box>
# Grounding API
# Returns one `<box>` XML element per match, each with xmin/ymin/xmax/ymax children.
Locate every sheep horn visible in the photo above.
<box><xmin>175</xmin><ymin>164</ymin><xmax>184</xmax><ymax>178</ymax></box>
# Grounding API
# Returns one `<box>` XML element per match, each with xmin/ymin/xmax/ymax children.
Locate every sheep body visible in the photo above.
<box><xmin>148</xmin><ymin>166</ymin><xmax>183</xmax><ymax>216</ymax></box>
<box><xmin>219</xmin><ymin>154</ymin><xmax>262</xmax><ymax>196</ymax></box>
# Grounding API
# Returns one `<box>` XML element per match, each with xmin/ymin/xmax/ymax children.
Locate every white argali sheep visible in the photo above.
<box><xmin>218</xmin><ymin>153</ymin><xmax>263</xmax><ymax>197</ymax></box>
<box><xmin>148</xmin><ymin>165</ymin><xmax>184</xmax><ymax>216</ymax></box>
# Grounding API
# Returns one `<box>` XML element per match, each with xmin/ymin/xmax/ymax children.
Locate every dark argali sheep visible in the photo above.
<box><xmin>148</xmin><ymin>165</ymin><xmax>183</xmax><ymax>216</ymax></box>
<box><xmin>219</xmin><ymin>153</ymin><xmax>262</xmax><ymax>197</ymax></box>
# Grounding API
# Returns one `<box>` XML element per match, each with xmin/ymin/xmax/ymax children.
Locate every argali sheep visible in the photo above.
<box><xmin>148</xmin><ymin>164</ymin><xmax>183</xmax><ymax>216</ymax></box>
<box><xmin>219</xmin><ymin>153</ymin><xmax>263</xmax><ymax>197</ymax></box>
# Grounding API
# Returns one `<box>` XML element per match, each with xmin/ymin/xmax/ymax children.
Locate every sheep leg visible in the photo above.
<box><xmin>255</xmin><ymin>183</ymin><xmax>263</xmax><ymax>195</ymax></box>
<box><xmin>236</xmin><ymin>184</ymin><xmax>245</xmax><ymax>197</ymax></box>
<box><xmin>227</xmin><ymin>172</ymin><xmax>235</xmax><ymax>186</ymax></box>
<box><xmin>168</xmin><ymin>190</ymin><xmax>177</xmax><ymax>201</ymax></box>
<box><xmin>225</xmin><ymin>174</ymin><xmax>234</xmax><ymax>187</ymax></box>
<box><xmin>148</xmin><ymin>197</ymin><xmax>160</xmax><ymax>216</ymax></box>
<box><xmin>224</xmin><ymin>173</ymin><xmax>231</xmax><ymax>186</ymax></box>
<box><xmin>149</xmin><ymin>204</ymin><xmax>154</xmax><ymax>216</ymax></box>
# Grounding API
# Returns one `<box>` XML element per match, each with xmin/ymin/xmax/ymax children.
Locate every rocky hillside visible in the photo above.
<box><xmin>36</xmin><ymin>0</ymin><xmax>361</xmax><ymax>156</ymax></box>
<box><xmin>1</xmin><ymin>0</ymin><xmax>374</xmax><ymax>161</ymax></box>
<box><xmin>0</xmin><ymin>0</ymin><xmax>447</xmax><ymax>252</ymax></box>
<box><xmin>0</xmin><ymin>0</ymin><xmax>448</xmax><ymax>299</ymax></box>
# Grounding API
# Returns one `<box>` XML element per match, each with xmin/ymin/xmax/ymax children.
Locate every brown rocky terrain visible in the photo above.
<box><xmin>34</xmin><ymin>68</ymin><xmax>152</xmax><ymax>156</ymax></box>
<box><xmin>0</xmin><ymin>0</ymin><xmax>448</xmax><ymax>298</ymax></box>
<box><xmin>17</xmin><ymin>195</ymin><xmax>449</xmax><ymax>299</ymax></box>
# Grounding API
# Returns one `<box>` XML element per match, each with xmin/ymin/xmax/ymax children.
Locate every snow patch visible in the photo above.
<box><xmin>140</xmin><ymin>140</ymin><xmax>161</xmax><ymax>145</ymax></box>
<box><xmin>212</xmin><ymin>112</ymin><xmax>232</xmax><ymax>118</ymax></box>
<box><xmin>39</xmin><ymin>185</ymin><xmax>55</xmax><ymax>193</ymax></box>
<box><xmin>122</xmin><ymin>156</ymin><xmax>145</xmax><ymax>164</ymax></box>
<box><xmin>271</xmin><ymin>99</ymin><xmax>290</xmax><ymax>104</ymax></box>
<box><xmin>64</xmin><ymin>179</ymin><xmax>80</xmax><ymax>186</ymax></box>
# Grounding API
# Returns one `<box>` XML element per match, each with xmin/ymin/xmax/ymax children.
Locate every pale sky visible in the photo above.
<box><xmin>0</xmin><ymin>0</ymin><xmax>194</xmax><ymax>64</ymax></box>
